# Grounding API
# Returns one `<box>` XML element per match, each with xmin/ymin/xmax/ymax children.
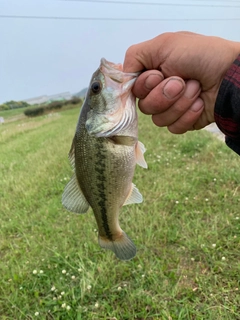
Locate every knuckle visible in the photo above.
<box><xmin>125</xmin><ymin>45</ymin><xmax>137</xmax><ymax>58</ymax></box>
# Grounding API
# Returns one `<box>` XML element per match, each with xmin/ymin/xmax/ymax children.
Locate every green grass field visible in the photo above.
<box><xmin>0</xmin><ymin>105</ymin><xmax>239</xmax><ymax>319</ymax></box>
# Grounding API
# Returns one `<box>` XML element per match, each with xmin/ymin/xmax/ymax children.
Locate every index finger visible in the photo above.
<box><xmin>132</xmin><ymin>70</ymin><xmax>164</xmax><ymax>99</ymax></box>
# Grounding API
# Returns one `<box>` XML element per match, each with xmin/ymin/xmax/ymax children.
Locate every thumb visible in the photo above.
<box><xmin>123</xmin><ymin>39</ymin><xmax>156</xmax><ymax>73</ymax></box>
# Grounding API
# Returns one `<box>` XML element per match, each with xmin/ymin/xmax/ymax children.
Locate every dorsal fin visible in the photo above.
<box><xmin>62</xmin><ymin>173</ymin><xmax>89</xmax><ymax>214</ymax></box>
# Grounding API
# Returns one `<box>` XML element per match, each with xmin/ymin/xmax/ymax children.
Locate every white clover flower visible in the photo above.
<box><xmin>39</xmin><ymin>270</ymin><xmax>43</xmax><ymax>274</ymax></box>
<box><xmin>61</xmin><ymin>291</ymin><xmax>65</xmax><ymax>296</ymax></box>
<box><xmin>191</xmin><ymin>258</ymin><xmax>195</xmax><ymax>261</ymax></box>
<box><xmin>53</xmin><ymin>297</ymin><xmax>57</xmax><ymax>301</ymax></box>
<box><xmin>212</xmin><ymin>244</ymin><xmax>216</xmax><ymax>248</ymax></box>
<box><xmin>62</xmin><ymin>270</ymin><xmax>66</xmax><ymax>274</ymax></box>
<box><xmin>236</xmin><ymin>217</ymin><xmax>239</xmax><ymax>220</ymax></box>
<box><xmin>71</xmin><ymin>275</ymin><xmax>76</xmax><ymax>280</ymax></box>
<box><xmin>34</xmin><ymin>312</ymin><xmax>39</xmax><ymax>316</ymax></box>
<box><xmin>33</xmin><ymin>270</ymin><xmax>37</xmax><ymax>274</ymax></box>
<box><xmin>222</xmin><ymin>257</ymin><xmax>226</xmax><ymax>261</ymax></box>
<box><xmin>175</xmin><ymin>201</ymin><xmax>179</xmax><ymax>204</ymax></box>
<box><xmin>117</xmin><ymin>286</ymin><xmax>122</xmax><ymax>291</ymax></box>
<box><xmin>51</xmin><ymin>286</ymin><xmax>56</xmax><ymax>291</ymax></box>
<box><xmin>62</xmin><ymin>303</ymin><xmax>66</xmax><ymax>308</ymax></box>
<box><xmin>141</xmin><ymin>274</ymin><xmax>145</xmax><ymax>278</ymax></box>
<box><xmin>66</xmin><ymin>306</ymin><xmax>71</xmax><ymax>311</ymax></box>
<box><xmin>78</xmin><ymin>268</ymin><xmax>82</xmax><ymax>272</ymax></box>
<box><xmin>95</xmin><ymin>302</ymin><xmax>99</xmax><ymax>308</ymax></box>
<box><xmin>205</xmin><ymin>198</ymin><xmax>209</xmax><ymax>202</ymax></box>
<box><xmin>87</xmin><ymin>285</ymin><xmax>92</xmax><ymax>290</ymax></box>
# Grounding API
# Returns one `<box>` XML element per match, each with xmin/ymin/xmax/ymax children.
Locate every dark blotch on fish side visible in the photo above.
<box><xmin>95</xmin><ymin>142</ymin><xmax>113</xmax><ymax>240</ymax></box>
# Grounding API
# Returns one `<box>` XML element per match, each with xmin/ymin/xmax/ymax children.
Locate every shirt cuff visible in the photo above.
<box><xmin>214</xmin><ymin>54</ymin><xmax>240</xmax><ymax>155</ymax></box>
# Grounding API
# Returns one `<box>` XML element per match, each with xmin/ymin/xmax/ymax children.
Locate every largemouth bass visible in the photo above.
<box><xmin>62</xmin><ymin>58</ymin><xmax>147</xmax><ymax>260</ymax></box>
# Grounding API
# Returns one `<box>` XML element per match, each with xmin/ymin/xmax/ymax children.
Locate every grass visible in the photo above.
<box><xmin>0</xmin><ymin>106</ymin><xmax>30</xmax><ymax>121</ymax></box>
<box><xmin>0</xmin><ymin>105</ymin><xmax>239</xmax><ymax>319</ymax></box>
<box><xmin>0</xmin><ymin>99</ymin><xmax>81</xmax><ymax>122</ymax></box>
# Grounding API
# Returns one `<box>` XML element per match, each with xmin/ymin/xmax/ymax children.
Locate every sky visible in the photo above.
<box><xmin>1</xmin><ymin>0</ymin><xmax>240</xmax><ymax>103</ymax></box>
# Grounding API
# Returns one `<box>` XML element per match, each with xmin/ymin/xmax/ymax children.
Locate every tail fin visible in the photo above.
<box><xmin>98</xmin><ymin>232</ymin><xmax>136</xmax><ymax>261</ymax></box>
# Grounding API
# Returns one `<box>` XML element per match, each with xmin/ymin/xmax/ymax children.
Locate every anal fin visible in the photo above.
<box><xmin>62</xmin><ymin>173</ymin><xmax>89</xmax><ymax>214</ymax></box>
<box><xmin>123</xmin><ymin>183</ymin><xmax>143</xmax><ymax>206</ymax></box>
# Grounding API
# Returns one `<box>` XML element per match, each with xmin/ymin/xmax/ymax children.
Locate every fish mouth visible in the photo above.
<box><xmin>100</xmin><ymin>58</ymin><xmax>140</xmax><ymax>85</ymax></box>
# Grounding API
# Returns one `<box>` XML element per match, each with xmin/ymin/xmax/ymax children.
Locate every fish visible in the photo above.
<box><xmin>62</xmin><ymin>58</ymin><xmax>147</xmax><ymax>261</ymax></box>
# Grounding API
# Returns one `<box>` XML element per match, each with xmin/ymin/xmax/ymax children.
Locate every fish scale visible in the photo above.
<box><xmin>76</xmin><ymin>133</ymin><xmax>135</xmax><ymax>238</ymax></box>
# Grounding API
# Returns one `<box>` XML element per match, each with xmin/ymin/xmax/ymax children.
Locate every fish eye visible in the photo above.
<box><xmin>91</xmin><ymin>81</ymin><xmax>102</xmax><ymax>94</ymax></box>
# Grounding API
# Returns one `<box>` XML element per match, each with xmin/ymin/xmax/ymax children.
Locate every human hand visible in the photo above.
<box><xmin>123</xmin><ymin>32</ymin><xmax>240</xmax><ymax>133</ymax></box>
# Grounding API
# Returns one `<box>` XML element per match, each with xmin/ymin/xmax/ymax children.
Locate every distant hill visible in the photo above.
<box><xmin>74</xmin><ymin>88</ymin><xmax>88</xmax><ymax>98</ymax></box>
<box><xmin>23</xmin><ymin>92</ymin><xmax>73</xmax><ymax>105</ymax></box>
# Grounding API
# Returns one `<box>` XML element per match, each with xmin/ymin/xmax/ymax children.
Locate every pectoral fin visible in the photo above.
<box><xmin>62</xmin><ymin>173</ymin><xmax>89</xmax><ymax>214</ymax></box>
<box><xmin>109</xmin><ymin>135</ymin><xmax>136</xmax><ymax>146</ymax></box>
<box><xmin>135</xmin><ymin>141</ymin><xmax>147</xmax><ymax>168</ymax></box>
<box><xmin>123</xmin><ymin>183</ymin><xmax>143</xmax><ymax>206</ymax></box>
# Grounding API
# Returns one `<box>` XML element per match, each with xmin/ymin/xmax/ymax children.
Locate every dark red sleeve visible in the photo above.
<box><xmin>214</xmin><ymin>55</ymin><xmax>240</xmax><ymax>155</ymax></box>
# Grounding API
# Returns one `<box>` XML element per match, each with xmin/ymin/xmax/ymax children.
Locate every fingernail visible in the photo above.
<box><xmin>145</xmin><ymin>74</ymin><xmax>164</xmax><ymax>90</ymax></box>
<box><xmin>184</xmin><ymin>80</ymin><xmax>200</xmax><ymax>99</ymax></box>
<box><xmin>190</xmin><ymin>98</ymin><xmax>204</xmax><ymax>112</ymax></box>
<box><xmin>163</xmin><ymin>78</ymin><xmax>184</xmax><ymax>99</ymax></box>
